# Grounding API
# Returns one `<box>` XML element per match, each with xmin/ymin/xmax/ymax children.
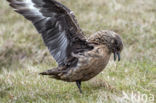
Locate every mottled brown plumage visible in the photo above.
<box><xmin>42</xmin><ymin>30</ymin><xmax>123</xmax><ymax>82</ymax></box>
<box><xmin>7</xmin><ymin>0</ymin><xmax>123</xmax><ymax>93</ymax></box>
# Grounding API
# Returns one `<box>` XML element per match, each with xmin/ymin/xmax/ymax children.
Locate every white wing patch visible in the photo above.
<box><xmin>26</xmin><ymin>0</ymin><xmax>43</xmax><ymax>17</ymax></box>
<box><xmin>13</xmin><ymin>0</ymin><xmax>45</xmax><ymax>18</ymax></box>
<box><xmin>70</xmin><ymin>11</ymin><xmax>74</xmax><ymax>15</ymax></box>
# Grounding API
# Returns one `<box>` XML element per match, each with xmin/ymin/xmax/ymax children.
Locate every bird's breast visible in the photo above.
<box><xmin>60</xmin><ymin>45</ymin><xmax>111</xmax><ymax>82</ymax></box>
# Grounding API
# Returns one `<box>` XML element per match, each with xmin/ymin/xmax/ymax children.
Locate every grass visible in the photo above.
<box><xmin>0</xmin><ymin>0</ymin><xmax>156</xmax><ymax>102</ymax></box>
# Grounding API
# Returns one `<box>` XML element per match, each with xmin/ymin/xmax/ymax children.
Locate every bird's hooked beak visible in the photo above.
<box><xmin>114</xmin><ymin>52</ymin><xmax>120</xmax><ymax>61</ymax></box>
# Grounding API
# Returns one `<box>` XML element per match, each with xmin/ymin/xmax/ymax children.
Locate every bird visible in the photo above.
<box><xmin>7</xmin><ymin>0</ymin><xmax>123</xmax><ymax>93</ymax></box>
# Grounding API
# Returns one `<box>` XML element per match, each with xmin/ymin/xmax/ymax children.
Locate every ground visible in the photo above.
<box><xmin>0</xmin><ymin>0</ymin><xmax>156</xmax><ymax>103</ymax></box>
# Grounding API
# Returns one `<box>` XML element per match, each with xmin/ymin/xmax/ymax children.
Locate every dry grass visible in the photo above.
<box><xmin>0</xmin><ymin>0</ymin><xmax>156</xmax><ymax>103</ymax></box>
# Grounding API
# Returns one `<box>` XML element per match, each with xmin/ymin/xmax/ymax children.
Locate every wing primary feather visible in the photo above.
<box><xmin>7</xmin><ymin>0</ymin><xmax>89</xmax><ymax>66</ymax></box>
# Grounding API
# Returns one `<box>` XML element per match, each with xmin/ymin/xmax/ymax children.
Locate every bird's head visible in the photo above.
<box><xmin>108</xmin><ymin>31</ymin><xmax>123</xmax><ymax>61</ymax></box>
<box><xmin>88</xmin><ymin>30</ymin><xmax>123</xmax><ymax>61</ymax></box>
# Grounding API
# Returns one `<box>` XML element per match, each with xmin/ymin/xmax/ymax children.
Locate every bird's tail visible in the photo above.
<box><xmin>39</xmin><ymin>68</ymin><xmax>61</xmax><ymax>75</ymax></box>
<box><xmin>39</xmin><ymin>67</ymin><xmax>69</xmax><ymax>80</ymax></box>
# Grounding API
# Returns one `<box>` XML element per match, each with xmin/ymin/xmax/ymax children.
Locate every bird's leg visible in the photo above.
<box><xmin>76</xmin><ymin>80</ymin><xmax>82</xmax><ymax>93</ymax></box>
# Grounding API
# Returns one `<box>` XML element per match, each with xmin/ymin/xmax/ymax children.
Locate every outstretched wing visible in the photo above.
<box><xmin>7</xmin><ymin>0</ymin><xmax>90</xmax><ymax>66</ymax></box>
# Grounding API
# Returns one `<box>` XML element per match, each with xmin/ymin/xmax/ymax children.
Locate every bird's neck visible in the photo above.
<box><xmin>87</xmin><ymin>33</ymin><xmax>112</xmax><ymax>53</ymax></box>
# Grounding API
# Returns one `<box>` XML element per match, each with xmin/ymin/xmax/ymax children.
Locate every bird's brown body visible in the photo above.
<box><xmin>7</xmin><ymin>0</ymin><xmax>123</xmax><ymax>93</ymax></box>
<box><xmin>51</xmin><ymin>44</ymin><xmax>111</xmax><ymax>82</ymax></box>
<box><xmin>42</xmin><ymin>30</ymin><xmax>121</xmax><ymax>82</ymax></box>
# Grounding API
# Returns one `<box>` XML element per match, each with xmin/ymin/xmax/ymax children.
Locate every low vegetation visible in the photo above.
<box><xmin>0</xmin><ymin>0</ymin><xmax>155</xmax><ymax>102</ymax></box>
